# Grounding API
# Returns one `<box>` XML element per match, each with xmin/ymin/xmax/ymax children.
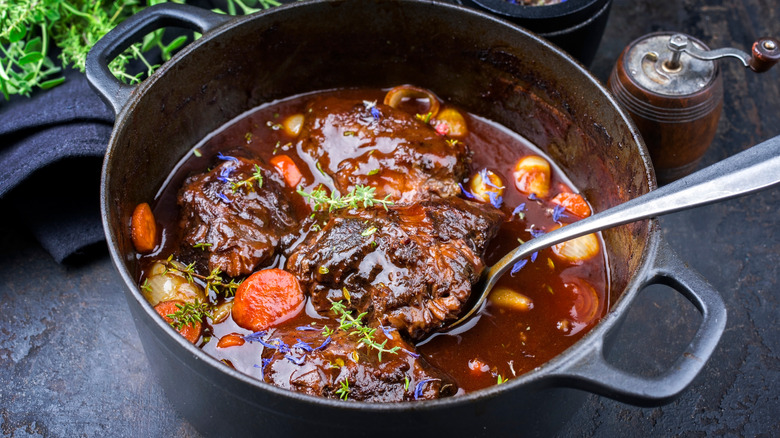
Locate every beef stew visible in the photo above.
<box><xmin>134</xmin><ymin>86</ymin><xmax>608</xmax><ymax>401</ymax></box>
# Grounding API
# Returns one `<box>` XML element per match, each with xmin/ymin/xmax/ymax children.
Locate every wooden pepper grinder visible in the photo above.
<box><xmin>608</xmin><ymin>32</ymin><xmax>779</xmax><ymax>184</ymax></box>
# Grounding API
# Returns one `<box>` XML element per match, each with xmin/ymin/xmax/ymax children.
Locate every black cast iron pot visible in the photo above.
<box><xmin>458</xmin><ymin>0</ymin><xmax>613</xmax><ymax>66</ymax></box>
<box><xmin>86</xmin><ymin>1</ymin><xmax>726</xmax><ymax>436</ymax></box>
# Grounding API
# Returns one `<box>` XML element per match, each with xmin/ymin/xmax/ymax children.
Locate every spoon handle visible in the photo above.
<box><xmin>485</xmin><ymin>134</ymin><xmax>780</xmax><ymax>295</ymax></box>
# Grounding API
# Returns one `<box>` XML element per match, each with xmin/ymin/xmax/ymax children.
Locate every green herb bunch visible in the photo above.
<box><xmin>161</xmin><ymin>256</ymin><xmax>242</xmax><ymax>297</ymax></box>
<box><xmin>298</xmin><ymin>184</ymin><xmax>394</xmax><ymax>212</ymax></box>
<box><xmin>0</xmin><ymin>0</ymin><xmax>281</xmax><ymax>100</ymax></box>
<box><xmin>166</xmin><ymin>300</ymin><xmax>212</xmax><ymax>330</ymax></box>
<box><xmin>326</xmin><ymin>300</ymin><xmax>400</xmax><ymax>361</ymax></box>
<box><xmin>230</xmin><ymin>163</ymin><xmax>264</xmax><ymax>193</ymax></box>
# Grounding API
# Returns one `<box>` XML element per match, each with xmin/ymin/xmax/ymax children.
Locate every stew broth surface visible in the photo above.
<box><xmin>139</xmin><ymin>87</ymin><xmax>609</xmax><ymax>398</ymax></box>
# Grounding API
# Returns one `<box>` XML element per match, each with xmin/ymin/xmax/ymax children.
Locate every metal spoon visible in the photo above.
<box><xmin>448</xmin><ymin>134</ymin><xmax>780</xmax><ymax>329</ymax></box>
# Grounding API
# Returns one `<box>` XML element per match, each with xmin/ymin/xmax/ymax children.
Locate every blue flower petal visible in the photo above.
<box><xmin>217</xmin><ymin>192</ymin><xmax>233</xmax><ymax>203</ymax></box>
<box><xmin>459</xmin><ymin>183</ymin><xmax>477</xmax><ymax>200</ymax></box>
<box><xmin>413</xmin><ymin>378</ymin><xmax>440</xmax><ymax>400</ymax></box>
<box><xmin>552</xmin><ymin>204</ymin><xmax>567</xmax><ymax>222</ymax></box>
<box><xmin>488</xmin><ymin>191</ymin><xmax>503</xmax><ymax>209</ymax></box>
<box><xmin>217</xmin><ymin>152</ymin><xmax>239</xmax><ymax>162</ymax></box>
<box><xmin>511</xmin><ymin>259</ymin><xmax>528</xmax><ymax>275</ymax></box>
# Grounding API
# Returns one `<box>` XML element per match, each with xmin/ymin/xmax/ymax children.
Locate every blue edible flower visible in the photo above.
<box><xmin>217</xmin><ymin>152</ymin><xmax>238</xmax><ymax>162</ymax></box>
<box><xmin>217</xmin><ymin>165</ymin><xmax>234</xmax><ymax>183</ymax></box>
<box><xmin>217</xmin><ymin>192</ymin><xmax>233</xmax><ymax>203</ymax></box>
<box><xmin>479</xmin><ymin>168</ymin><xmax>504</xmax><ymax>190</ymax></box>
<box><xmin>511</xmin><ymin>259</ymin><xmax>528</xmax><ymax>275</ymax></box>
<box><xmin>243</xmin><ymin>331</ymin><xmax>267</xmax><ymax>342</ymax></box>
<box><xmin>488</xmin><ymin>191</ymin><xmax>503</xmax><ymax>209</ymax></box>
<box><xmin>414</xmin><ymin>378</ymin><xmax>440</xmax><ymax>400</ymax></box>
<box><xmin>552</xmin><ymin>204</ymin><xmax>567</xmax><ymax>222</ymax></box>
<box><xmin>314</xmin><ymin>336</ymin><xmax>332</xmax><ymax>351</ymax></box>
<box><xmin>459</xmin><ymin>183</ymin><xmax>477</xmax><ymax>200</ymax></box>
<box><xmin>402</xmin><ymin>348</ymin><xmax>420</xmax><ymax>358</ymax></box>
<box><xmin>293</xmin><ymin>339</ymin><xmax>314</xmax><ymax>352</ymax></box>
<box><xmin>285</xmin><ymin>354</ymin><xmax>305</xmax><ymax>365</ymax></box>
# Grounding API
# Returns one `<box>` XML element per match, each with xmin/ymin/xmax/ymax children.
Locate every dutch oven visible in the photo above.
<box><xmin>86</xmin><ymin>1</ymin><xmax>726</xmax><ymax>436</ymax></box>
<box><xmin>458</xmin><ymin>0</ymin><xmax>614</xmax><ymax>66</ymax></box>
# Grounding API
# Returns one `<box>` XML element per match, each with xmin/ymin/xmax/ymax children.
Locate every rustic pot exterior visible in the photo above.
<box><xmin>87</xmin><ymin>1</ymin><xmax>726</xmax><ymax>436</ymax></box>
<box><xmin>458</xmin><ymin>0</ymin><xmax>613</xmax><ymax>66</ymax></box>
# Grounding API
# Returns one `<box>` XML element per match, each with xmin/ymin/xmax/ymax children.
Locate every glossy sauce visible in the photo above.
<box><xmin>141</xmin><ymin>87</ymin><xmax>609</xmax><ymax>395</ymax></box>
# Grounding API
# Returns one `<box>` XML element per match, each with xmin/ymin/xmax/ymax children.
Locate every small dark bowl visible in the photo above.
<box><xmin>458</xmin><ymin>0</ymin><xmax>613</xmax><ymax>66</ymax></box>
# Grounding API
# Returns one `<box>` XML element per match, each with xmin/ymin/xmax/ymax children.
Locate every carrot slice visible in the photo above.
<box><xmin>217</xmin><ymin>333</ymin><xmax>246</xmax><ymax>349</ymax></box>
<box><xmin>270</xmin><ymin>155</ymin><xmax>303</xmax><ymax>187</ymax></box>
<box><xmin>131</xmin><ymin>202</ymin><xmax>158</xmax><ymax>253</ymax></box>
<box><xmin>551</xmin><ymin>192</ymin><xmax>592</xmax><ymax>218</ymax></box>
<box><xmin>154</xmin><ymin>300</ymin><xmax>202</xmax><ymax>344</ymax></box>
<box><xmin>231</xmin><ymin>268</ymin><xmax>305</xmax><ymax>332</ymax></box>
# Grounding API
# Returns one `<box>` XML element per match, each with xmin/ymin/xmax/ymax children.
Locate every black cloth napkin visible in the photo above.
<box><xmin>0</xmin><ymin>69</ymin><xmax>114</xmax><ymax>263</ymax></box>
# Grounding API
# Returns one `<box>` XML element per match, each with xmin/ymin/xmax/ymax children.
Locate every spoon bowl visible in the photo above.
<box><xmin>448</xmin><ymin>134</ymin><xmax>780</xmax><ymax>329</ymax></box>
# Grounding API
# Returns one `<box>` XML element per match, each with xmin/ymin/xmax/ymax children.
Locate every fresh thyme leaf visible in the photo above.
<box><xmin>0</xmin><ymin>0</ymin><xmax>182</xmax><ymax>99</ymax></box>
<box><xmin>166</xmin><ymin>300</ymin><xmax>211</xmax><ymax>330</ymax></box>
<box><xmin>219</xmin><ymin>0</ymin><xmax>282</xmax><ymax>16</ymax></box>
<box><xmin>297</xmin><ymin>185</ymin><xmax>394</xmax><ymax>212</ymax></box>
<box><xmin>161</xmin><ymin>258</ymin><xmax>242</xmax><ymax>297</ymax></box>
<box><xmin>329</xmin><ymin>300</ymin><xmax>400</xmax><ymax>361</ymax></box>
<box><xmin>335</xmin><ymin>378</ymin><xmax>350</xmax><ymax>401</ymax></box>
<box><xmin>230</xmin><ymin>164</ymin><xmax>264</xmax><ymax>193</ymax></box>
<box><xmin>140</xmin><ymin>279</ymin><xmax>152</xmax><ymax>294</ymax></box>
<box><xmin>1</xmin><ymin>0</ymin><xmax>281</xmax><ymax>100</ymax></box>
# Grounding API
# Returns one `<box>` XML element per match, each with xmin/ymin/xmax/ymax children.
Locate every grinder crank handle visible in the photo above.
<box><xmin>667</xmin><ymin>34</ymin><xmax>780</xmax><ymax>72</ymax></box>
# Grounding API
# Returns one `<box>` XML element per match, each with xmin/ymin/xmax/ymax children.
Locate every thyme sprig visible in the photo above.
<box><xmin>297</xmin><ymin>185</ymin><xmax>394</xmax><ymax>212</ymax></box>
<box><xmin>230</xmin><ymin>164</ymin><xmax>264</xmax><ymax>193</ymax></box>
<box><xmin>1</xmin><ymin>0</ymin><xmax>188</xmax><ymax>99</ymax></box>
<box><xmin>217</xmin><ymin>0</ymin><xmax>282</xmax><ymax>15</ymax></box>
<box><xmin>166</xmin><ymin>300</ymin><xmax>211</xmax><ymax>330</ymax></box>
<box><xmin>329</xmin><ymin>300</ymin><xmax>400</xmax><ymax>361</ymax></box>
<box><xmin>162</xmin><ymin>256</ymin><xmax>242</xmax><ymax>297</ymax></box>
<box><xmin>335</xmin><ymin>378</ymin><xmax>351</xmax><ymax>401</ymax></box>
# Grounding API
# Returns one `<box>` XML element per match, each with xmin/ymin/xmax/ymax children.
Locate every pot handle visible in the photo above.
<box><xmin>549</xmin><ymin>239</ymin><xmax>727</xmax><ymax>406</ymax></box>
<box><xmin>85</xmin><ymin>3</ymin><xmax>232</xmax><ymax>115</ymax></box>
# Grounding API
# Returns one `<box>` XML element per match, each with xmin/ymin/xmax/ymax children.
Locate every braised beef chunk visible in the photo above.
<box><xmin>177</xmin><ymin>156</ymin><xmax>302</xmax><ymax>277</ymax></box>
<box><xmin>253</xmin><ymin>323</ymin><xmax>457</xmax><ymax>402</ymax></box>
<box><xmin>298</xmin><ymin>96</ymin><xmax>469</xmax><ymax>204</ymax></box>
<box><xmin>286</xmin><ymin>197</ymin><xmax>504</xmax><ymax>339</ymax></box>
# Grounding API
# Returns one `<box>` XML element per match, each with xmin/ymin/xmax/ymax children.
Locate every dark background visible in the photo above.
<box><xmin>1</xmin><ymin>0</ymin><xmax>778</xmax><ymax>435</ymax></box>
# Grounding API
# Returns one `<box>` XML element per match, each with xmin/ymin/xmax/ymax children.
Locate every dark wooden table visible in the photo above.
<box><xmin>1</xmin><ymin>0</ymin><xmax>778</xmax><ymax>435</ymax></box>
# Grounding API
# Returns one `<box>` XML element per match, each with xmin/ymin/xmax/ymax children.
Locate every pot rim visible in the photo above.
<box><xmin>100</xmin><ymin>0</ymin><xmax>657</xmax><ymax>412</ymax></box>
<box><xmin>467</xmin><ymin>0</ymin><xmax>610</xmax><ymax>20</ymax></box>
